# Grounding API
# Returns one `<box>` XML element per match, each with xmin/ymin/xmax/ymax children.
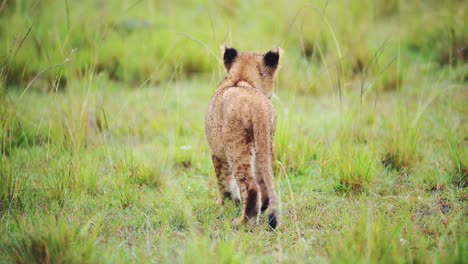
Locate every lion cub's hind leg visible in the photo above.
<box><xmin>259</xmin><ymin>179</ymin><xmax>270</xmax><ymax>212</ymax></box>
<box><xmin>211</xmin><ymin>155</ymin><xmax>241</xmax><ymax>205</ymax></box>
<box><xmin>224</xmin><ymin>130</ymin><xmax>262</xmax><ymax>225</ymax></box>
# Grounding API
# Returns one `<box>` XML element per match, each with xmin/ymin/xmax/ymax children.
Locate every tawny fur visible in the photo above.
<box><xmin>205</xmin><ymin>45</ymin><xmax>282</xmax><ymax>229</ymax></box>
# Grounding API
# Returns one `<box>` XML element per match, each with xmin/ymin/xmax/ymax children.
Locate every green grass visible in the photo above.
<box><xmin>1</xmin><ymin>0</ymin><xmax>467</xmax><ymax>263</ymax></box>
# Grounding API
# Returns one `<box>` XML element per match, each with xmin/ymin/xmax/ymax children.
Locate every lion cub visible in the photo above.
<box><xmin>205</xmin><ymin>45</ymin><xmax>282</xmax><ymax>229</ymax></box>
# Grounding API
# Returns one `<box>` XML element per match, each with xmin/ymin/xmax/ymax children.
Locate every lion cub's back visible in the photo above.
<box><xmin>205</xmin><ymin>86</ymin><xmax>274</xmax><ymax>156</ymax></box>
<box><xmin>221</xmin><ymin>87</ymin><xmax>274</xmax><ymax>123</ymax></box>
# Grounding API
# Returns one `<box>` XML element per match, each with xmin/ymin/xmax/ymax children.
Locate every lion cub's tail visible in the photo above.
<box><xmin>252</xmin><ymin>111</ymin><xmax>278</xmax><ymax>229</ymax></box>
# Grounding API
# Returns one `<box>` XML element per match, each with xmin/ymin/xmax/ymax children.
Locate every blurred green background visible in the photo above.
<box><xmin>1</xmin><ymin>0</ymin><xmax>466</xmax><ymax>92</ymax></box>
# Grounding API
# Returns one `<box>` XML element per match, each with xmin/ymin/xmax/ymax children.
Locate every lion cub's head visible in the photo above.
<box><xmin>221</xmin><ymin>45</ymin><xmax>282</xmax><ymax>99</ymax></box>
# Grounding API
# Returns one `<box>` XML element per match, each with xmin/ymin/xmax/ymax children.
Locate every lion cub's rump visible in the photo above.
<box><xmin>205</xmin><ymin>45</ymin><xmax>282</xmax><ymax>229</ymax></box>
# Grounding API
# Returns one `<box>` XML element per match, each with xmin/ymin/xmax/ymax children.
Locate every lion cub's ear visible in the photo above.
<box><xmin>221</xmin><ymin>44</ymin><xmax>238</xmax><ymax>71</ymax></box>
<box><xmin>263</xmin><ymin>47</ymin><xmax>283</xmax><ymax>68</ymax></box>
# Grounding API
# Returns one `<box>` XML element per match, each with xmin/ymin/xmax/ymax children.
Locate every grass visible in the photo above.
<box><xmin>1</xmin><ymin>0</ymin><xmax>467</xmax><ymax>263</ymax></box>
<box><xmin>3</xmin><ymin>216</ymin><xmax>101</xmax><ymax>263</ymax></box>
<box><xmin>447</xmin><ymin>134</ymin><xmax>468</xmax><ymax>188</ymax></box>
<box><xmin>332</xmin><ymin>142</ymin><xmax>379</xmax><ymax>193</ymax></box>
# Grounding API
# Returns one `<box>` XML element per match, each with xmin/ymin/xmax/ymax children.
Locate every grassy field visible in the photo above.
<box><xmin>1</xmin><ymin>0</ymin><xmax>467</xmax><ymax>263</ymax></box>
